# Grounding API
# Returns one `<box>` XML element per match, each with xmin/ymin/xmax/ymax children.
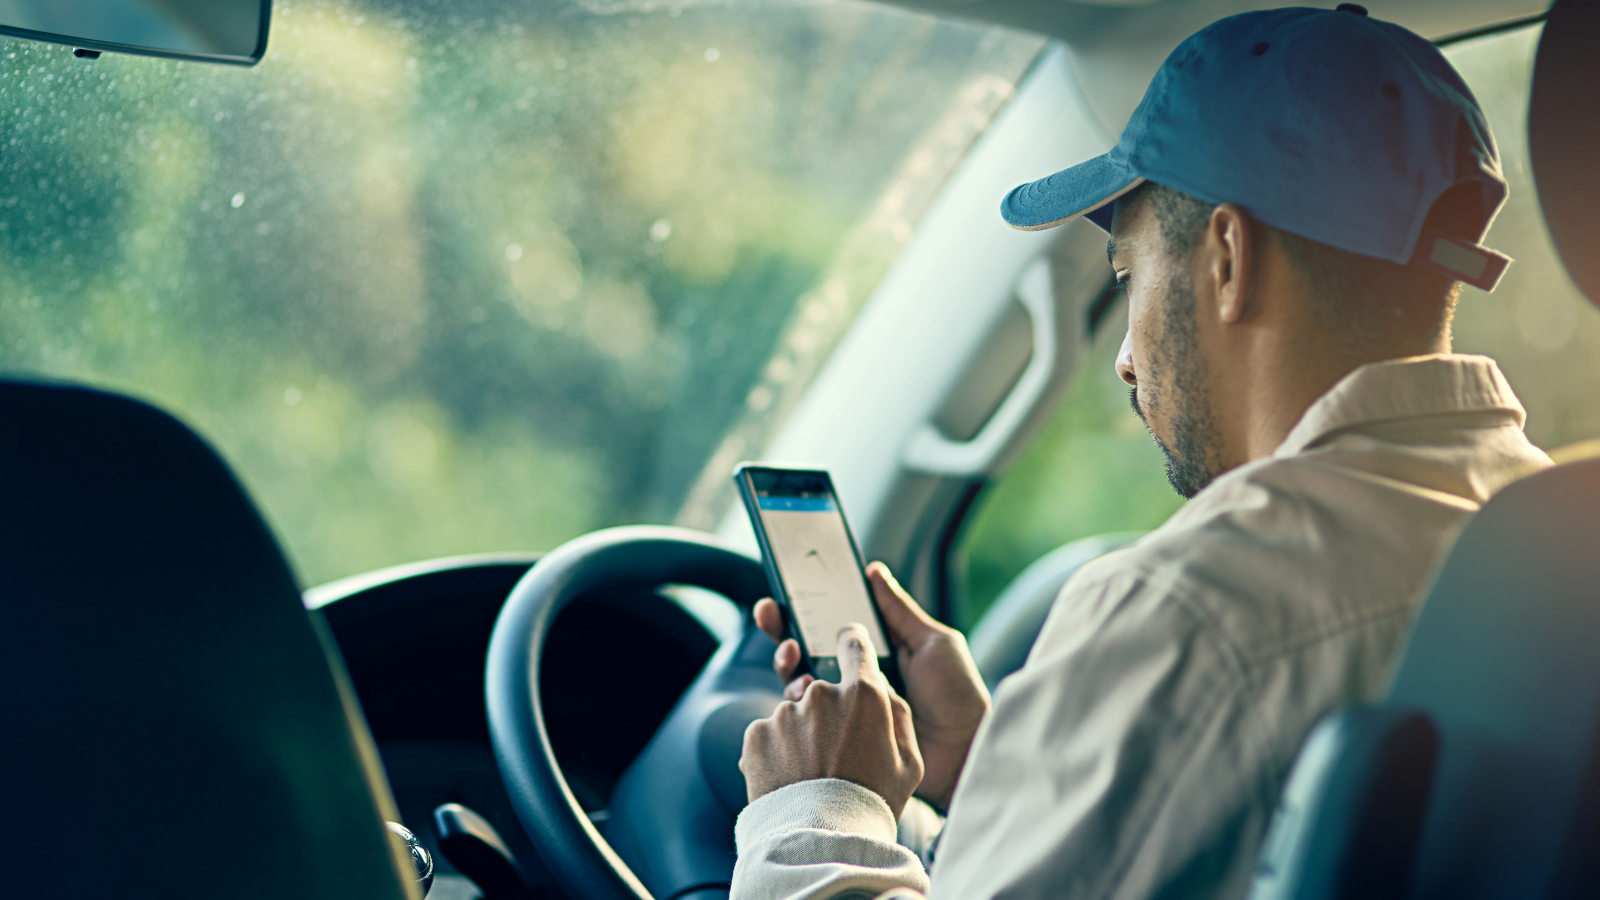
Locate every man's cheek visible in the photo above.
<box><xmin>1138</xmin><ymin>380</ymin><xmax>1176</xmax><ymax>442</ymax></box>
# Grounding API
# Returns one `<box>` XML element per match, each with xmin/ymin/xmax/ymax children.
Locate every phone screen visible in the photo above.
<box><xmin>741</xmin><ymin>468</ymin><xmax>890</xmax><ymax>678</ymax></box>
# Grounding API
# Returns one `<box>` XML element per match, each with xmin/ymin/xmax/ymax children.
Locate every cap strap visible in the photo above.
<box><xmin>1412</xmin><ymin>226</ymin><xmax>1513</xmax><ymax>292</ymax></box>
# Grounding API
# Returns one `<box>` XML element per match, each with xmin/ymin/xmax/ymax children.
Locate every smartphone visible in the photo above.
<box><xmin>734</xmin><ymin>464</ymin><xmax>900</xmax><ymax>687</ymax></box>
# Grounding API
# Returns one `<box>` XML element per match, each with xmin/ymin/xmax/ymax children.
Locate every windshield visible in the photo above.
<box><xmin>0</xmin><ymin>0</ymin><xmax>1043</xmax><ymax>586</ymax></box>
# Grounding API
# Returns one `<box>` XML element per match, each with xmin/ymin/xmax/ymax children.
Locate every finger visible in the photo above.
<box><xmin>890</xmin><ymin>693</ymin><xmax>921</xmax><ymax>770</ymax></box>
<box><xmin>773</xmin><ymin>638</ymin><xmax>802</xmax><ymax>682</ymax></box>
<box><xmin>866</xmin><ymin>562</ymin><xmax>939</xmax><ymax>645</ymax></box>
<box><xmin>798</xmin><ymin>675</ymin><xmax>835</xmax><ymax>709</ymax></box>
<box><xmin>740</xmin><ymin>718</ymin><xmax>765</xmax><ymax>768</ymax></box>
<box><xmin>753</xmin><ymin>598</ymin><xmax>785</xmax><ymax>644</ymax></box>
<box><xmin>741</xmin><ymin>719</ymin><xmax>770</xmax><ymax>802</ymax></box>
<box><xmin>881</xmin><ymin>674</ymin><xmax>906</xmax><ymax>703</ymax></box>
<box><xmin>784</xmin><ymin>673</ymin><xmax>815</xmax><ymax>702</ymax></box>
<box><xmin>836</xmin><ymin>622</ymin><xmax>882</xmax><ymax>688</ymax></box>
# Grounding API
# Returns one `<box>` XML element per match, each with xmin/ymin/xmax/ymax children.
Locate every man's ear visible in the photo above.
<box><xmin>1206</xmin><ymin>203</ymin><xmax>1254</xmax><ymax>324</ymax></box>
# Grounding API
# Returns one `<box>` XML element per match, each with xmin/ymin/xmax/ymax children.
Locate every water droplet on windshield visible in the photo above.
<box><xmin>704</xmin><ymin>48</ymin><xmax>720</xmax><ymax>62</ymax></box>
<box><xmin>505</xmin><ymin>243</ymin><xmax>523</xmax><ymax>261</ymax></box>
<box><xmin>231</xmin><ymin>192</ymin><xmax>245</xmax><ymax>208</ymax></box>
<box><xmin>650</xmin><ymin>219</ymin><xmax>672</xmax><ymax>242</ymax></box>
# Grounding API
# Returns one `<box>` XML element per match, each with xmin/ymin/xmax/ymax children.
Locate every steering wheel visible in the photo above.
<box><xmin>485</xmin><ymin>525</ymin><xmax>783</xmax><ymax>900</ymax></box>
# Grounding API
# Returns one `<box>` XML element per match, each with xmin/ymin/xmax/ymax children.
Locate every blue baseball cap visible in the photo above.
<box><xmin>1001</xmin><ymin>4</ymin><xmax>1512</xmax><ymax>291</ymax></box>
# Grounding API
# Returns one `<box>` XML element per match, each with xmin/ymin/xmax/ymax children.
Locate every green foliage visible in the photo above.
<box><xmin>1443</xmin><ymin>26</ymin><xmax>1600</xmax><ymax>450</ymax></box>
<box><xmin>0</xmin><ymin>0</ymin><xmax>1041</xmax><ymax>586</ymax></box>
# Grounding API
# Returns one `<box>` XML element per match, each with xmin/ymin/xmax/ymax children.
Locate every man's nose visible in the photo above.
<box><xmin>1115</xmin><ymin>331</ymin><xmax>1137</xmax><ymax>386</ymax></box>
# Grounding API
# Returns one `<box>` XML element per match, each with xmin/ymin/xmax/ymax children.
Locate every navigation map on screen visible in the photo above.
<box><xmin>757</xmin><ymin>494</ymin><xmax>888</xmax><ymax>658</ymax></box>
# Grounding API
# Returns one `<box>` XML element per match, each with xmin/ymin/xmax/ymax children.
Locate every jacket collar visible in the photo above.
<box><xmin>1273</xmin><ymin>354</ymin><xmax>1526</xmax><ymax>458</ymax></box>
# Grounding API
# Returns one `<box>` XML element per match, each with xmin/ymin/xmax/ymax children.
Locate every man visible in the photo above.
<box><xmin>731</xmin><ymin>6</ymin><xmax>1552</xmax><ymax>900</ymax></box>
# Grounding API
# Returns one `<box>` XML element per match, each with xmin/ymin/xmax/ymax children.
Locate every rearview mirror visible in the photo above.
<box><xmin>0</xmin><ymin>0</ymin><xmax>270</xmax><ymax>66</ymax></box>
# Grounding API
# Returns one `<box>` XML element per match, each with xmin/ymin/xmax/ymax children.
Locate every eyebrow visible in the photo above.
<box><xmin>1106</xmin><ymin>238</ymin><xmax>1117</xmax><ymax>266</ymax></box>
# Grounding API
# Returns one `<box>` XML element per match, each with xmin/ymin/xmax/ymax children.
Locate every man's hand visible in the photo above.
<box><xmin>753</xmin><ymin>562</ymin><xmax>991</xmax><ymax>809</ymax></box>
<box><xmin>740</xmin><ymin>624</ymin><xmax>924</xmax><ymax>818</ymax></box>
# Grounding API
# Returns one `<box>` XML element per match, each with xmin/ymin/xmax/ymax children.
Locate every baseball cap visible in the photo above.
<box><xmin>1001</xmin><ymin>4</ymin><xmax>1512</xmax><ymax>292</ymax></box>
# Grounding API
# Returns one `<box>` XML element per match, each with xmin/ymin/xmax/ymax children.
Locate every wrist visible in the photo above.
<box><xmin>917</xmin><ymin>773</ymin><xmax>959</xmax><ymax>812</ymax></box>
<box><xmin>914</xmin><ymin>788</ymin><xmax>952</xmax><ymax>816</ymax></box>
<box><xmin>917</xmin><ymin>736</ymin><xmax>979</xmax><ymax>810</ymax></box>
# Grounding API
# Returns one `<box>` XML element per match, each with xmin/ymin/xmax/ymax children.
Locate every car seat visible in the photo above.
<box><xmin>1248</xmin><ymin>2</ymin><xmax>1600</xmax><ymax>899</ymax></box>
<box><xmin>0</xmin><ymin>380</ymin><xmax>419</xmax><ymax>899</ymax></box>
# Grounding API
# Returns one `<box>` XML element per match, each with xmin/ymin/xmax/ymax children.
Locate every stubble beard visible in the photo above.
<box><xmin>1129</xmin><ymin>270</ymin><xmax>1223</xmax><ymax>499</ymax></box>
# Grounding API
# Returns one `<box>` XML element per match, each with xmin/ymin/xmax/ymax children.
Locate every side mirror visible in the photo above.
<box><xmin>0</xmin><ymin>0</ymin><xmax>270</xmax><ymax>66</ymax></box>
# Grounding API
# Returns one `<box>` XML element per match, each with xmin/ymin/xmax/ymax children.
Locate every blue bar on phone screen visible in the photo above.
<box><xmin>757</xmin><ymin>496</ymin><xmax>837</xmax><ymax>512</ymax></box>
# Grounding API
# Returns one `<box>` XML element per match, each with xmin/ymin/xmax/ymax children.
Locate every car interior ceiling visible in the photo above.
<box><xmin>3</xmin><ymin>1</ymin><xmax>1597</xmax><ymax>899</ymax></box>
<box><xmin>879</xmin><ymin>0</ymin><xmax>1551</xmax><ymax>138</ymax></box>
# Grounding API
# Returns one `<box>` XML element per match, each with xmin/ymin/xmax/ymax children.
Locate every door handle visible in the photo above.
<box><xmin>901</xmin><ymin>255</ymin><xmax>1064</xmax><ymax>477</ymax></box>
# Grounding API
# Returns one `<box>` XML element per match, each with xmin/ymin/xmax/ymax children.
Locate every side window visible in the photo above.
<box><xmin>950</xmin><ymin>315</ymin><xmax>1181</xmax><ymax>630</ymax></box>
<box><xmin>1445</xmin><ymin>24</ymin><xmax>1600</xmax><ymax>449</ymax></box>
<box><xmin>950</xmin><ymin>22</ymin><xmax>1600</xmax><ymax>632</ymax></box>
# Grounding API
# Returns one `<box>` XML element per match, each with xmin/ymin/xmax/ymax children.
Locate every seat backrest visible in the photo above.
<box><xmin>1530</xmin><ymin>0</ymin><xmax>1600</xmax><ymax>307</ymax></box>
<box><xmin>0</xmin><ymin>380</ymin><xmax>415</xmax><ymax>900</ymax></box>
<box><xmin>1252</xmin><ymin>457</ymin><xmax>1600</xmax><ymax>900</ymax></box>
<box><xmin>1386</xmin><ymin>457</ymin><xmax>1600</xmax><ymax>898</ymax></box>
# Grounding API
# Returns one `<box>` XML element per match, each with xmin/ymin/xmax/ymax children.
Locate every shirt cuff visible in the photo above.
<box><xmin>736</xmin><ymin>778</ymin><xmax>900</xmax><ymax>852</ymax></box>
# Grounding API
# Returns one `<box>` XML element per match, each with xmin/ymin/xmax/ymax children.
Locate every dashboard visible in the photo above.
<box><xmin>315</xmin><ymin>556</ymin><xmax>728</xmax><ymax>896</ymax></box>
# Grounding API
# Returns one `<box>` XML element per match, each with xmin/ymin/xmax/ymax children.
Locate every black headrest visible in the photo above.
<box><xmin>0</xmin><ymin>380</ymin><xmax>412</xmax><ymax>900</ymax></box>
<box><xmin>1530</xmin><ymin>0</ymin><xmax>1600</xmax><ymax>308</ymax></box>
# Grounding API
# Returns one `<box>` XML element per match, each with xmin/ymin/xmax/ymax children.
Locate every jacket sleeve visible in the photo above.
<box><xmin>732</xmin><ymin>564</ymin><xmax>1262</xmax><ymax>900</ymax></box>
<box><xmin>732</xmin><ymin>778</ymin><xmax>930</xmax><ymax>900</ymax></box>
<box><xmin>927</xmin><ymin>566</ymin><xmax>1261</xmax><ymax>900</ymax></box>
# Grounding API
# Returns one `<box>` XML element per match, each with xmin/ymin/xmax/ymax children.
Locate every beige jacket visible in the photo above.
<box><xmin>732</xmin><ymin>354</ymin><xmax>1551</xmax><ymax>900</ymax></box>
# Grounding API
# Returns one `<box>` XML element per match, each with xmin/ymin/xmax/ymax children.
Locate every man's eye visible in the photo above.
<box><xmin>1112</xmin><ymin>274</ymin><xmax>1130</xmax><ymax>293</ymax></box>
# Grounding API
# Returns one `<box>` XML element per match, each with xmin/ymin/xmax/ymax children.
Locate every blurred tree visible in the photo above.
<box><xmin>0</xmin><ymin>0</ymin><xmax>1044</xmax><ymax>584</ymax></box>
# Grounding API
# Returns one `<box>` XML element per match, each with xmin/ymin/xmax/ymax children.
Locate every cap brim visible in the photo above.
<box><xmin>1000</xmin><ymin>154</ymin><xmax>1145</xmax><ymax>233</ymax></box>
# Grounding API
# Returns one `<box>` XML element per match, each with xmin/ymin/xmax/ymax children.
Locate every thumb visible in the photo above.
<box><xmin>866</xmin><ymin>562</ymin><xmax>937</xmax><ymax>643</ymax></box>
<box><xmin>836</xmin><ymin>623</ymin><xmax>882</xmax><ymax>688</ymax></box>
